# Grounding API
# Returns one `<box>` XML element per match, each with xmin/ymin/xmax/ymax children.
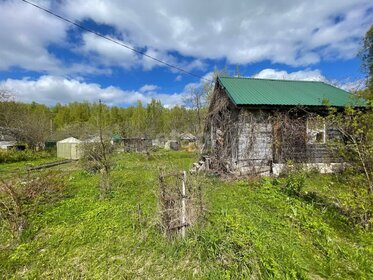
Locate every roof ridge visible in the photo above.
<box><xmin>219</xmin><ymin>76</ymin><xmax>325</xmax><ymax>83</ymax></box>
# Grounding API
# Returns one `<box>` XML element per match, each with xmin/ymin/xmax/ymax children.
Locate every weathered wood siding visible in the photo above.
<box><xmin>203</xmin><ymin>87</ymin><xmax>343</xmax><ymax>175</ymax></box>
<box><xmin>233</xmin><ymin>110</ymin><xmax>273</xmax><ymax>174</ymax></box>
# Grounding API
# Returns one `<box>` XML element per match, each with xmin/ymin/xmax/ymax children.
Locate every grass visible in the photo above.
<box><xmin>0</xmin><ymin>157</ymin><xmax>57</xmax><ymax>171</ymax></box>
<box><xmin>0</xmin><ymin>149</ymin><xmax>54</xmax><ymax>164</ymax></box>
<box><xmin>0</xmin><ymin>151</ymin><xmax>372</xmax><ymax>279</ymax></box>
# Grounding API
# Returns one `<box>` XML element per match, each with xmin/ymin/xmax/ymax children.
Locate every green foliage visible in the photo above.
<box><xmin>304</xmin><ymin>171</ymin><xmax>373</xmax><ymax>228</ymax></box>
<box><xmin>0</xmin><ymin>151</ymin><xmax>371</xmax><ymax>279</ymax></box>
<box><xmin>360</xmin><ymin>24</ymin><xmax>373</xmax><ymax>88</ymax></box>
<box><xmin>283</xmin><ymin>171</ymin><xmax>306</xmax><ymax>196</ymax></box>
<box><xmin>0</xmin><ymin>100</ymin><xmax>51</xmax><ymax>148</ymax></box>
<box><xmin>0</xmin><ymin>149</ymin><xmax>52</xmax><ymax>163</ymax></box>
<box><xmin>1</xmin><ymin>96</ymin><xmax>209</xmax><ymax>149</ymax></box>
<box><xmin>0</xmin><ymin>170</ymin><xmax>67</xmax><ymax>241</ymax></box>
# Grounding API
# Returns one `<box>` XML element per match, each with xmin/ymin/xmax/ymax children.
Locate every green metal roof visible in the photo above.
<box><xmin>218</xmin><ymin>77</ymin><xmax>364</xmax><ymax>107</ymax></box>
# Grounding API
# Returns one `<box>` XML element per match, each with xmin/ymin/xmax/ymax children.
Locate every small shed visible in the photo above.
<box><xmin>57</xmin><ymin>137</ymin><xmax>82</xmax><ymax>159</ymax></box>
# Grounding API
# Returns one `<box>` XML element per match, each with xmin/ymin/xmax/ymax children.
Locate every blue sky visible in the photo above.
<box><xmin>0</xmin><ymin>0</ymin><xmax>372</xmax><ymax>107</ymax></box>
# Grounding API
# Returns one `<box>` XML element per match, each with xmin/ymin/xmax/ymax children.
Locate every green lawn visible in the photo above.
<box><xmin>0</xmin><ymin>151</ymin><xmax>372</xmax><ymax>279</ymax></box>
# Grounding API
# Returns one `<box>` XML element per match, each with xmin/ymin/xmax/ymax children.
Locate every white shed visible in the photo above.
<box><xmin>57</xmin><ymin>137</ymin><xmax>82</xmax><ymax>159</ymax></box>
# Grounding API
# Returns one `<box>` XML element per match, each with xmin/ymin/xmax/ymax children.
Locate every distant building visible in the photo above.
<box><xmin>122</xmin><ymin>138</ymin><xmax>152</xmax><ymax>152</ymax></box>
<box><xmin>179</xmin><ymin>133</ymin><xmax>197</xmax><ymax>142</ymax></box>
<box><xmin>0</xmin><ymin>134</ymin><xmax>26</xmax><ymax>150</ymax></box>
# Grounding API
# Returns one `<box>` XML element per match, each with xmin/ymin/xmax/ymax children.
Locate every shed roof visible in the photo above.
<box><xmin>57</xmin><ymin>137</ymin><xmax>81</xmax><ymax>143</ymax></box>
<box><xmin>218</xmin><ymin>77</ymin><xmax>365</xmax><ymax>107</ymax></box>
<box><xmin>0</xmin><ymin>141</ymin><xmax>17</xmax><ymax>147</ymax></box>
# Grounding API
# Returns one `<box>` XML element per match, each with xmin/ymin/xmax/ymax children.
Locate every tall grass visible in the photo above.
<box><xmin>0</xmin><ymin>149</ymin><xmax>53</xmax><ymax>163</ymax></box>
<box><xmin>0</xmin><ymin>151</ymin><xmax>371</xmax><ymax>279</ymax></box>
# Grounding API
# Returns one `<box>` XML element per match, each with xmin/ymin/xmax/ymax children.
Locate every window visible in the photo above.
<box><xmin>307</xmin><ymin>118</ymin><xmax>326</xmax><ymax>144</ymax></box>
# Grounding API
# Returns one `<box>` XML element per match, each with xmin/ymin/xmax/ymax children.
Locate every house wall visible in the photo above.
<box><xmin>214</xmin><ymin>107</ymin><xmax>340</xmax><ymax>176</ymax></box>
<box><xmin>233</xmin><ymin>109</ymin><xmax>273</xmax><ymax>175</ymax></box>
<box><xmin>202</xmin><ymin>82</ymin><xmax>343</xmax><ymax>176</ymax></box>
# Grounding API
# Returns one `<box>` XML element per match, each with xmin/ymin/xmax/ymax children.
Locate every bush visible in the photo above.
<box><xmin>80</xmin><ymin>141</ymin><xmax>114</xmax><ymax>199</ymax></box>
<box><xmin>0</xmin><ymin>170</ymin><xmax>67</xmax><ymax>240</ymax></box>
<box><xmin>0</xmin><ymin>149</ymin><xmax>52</xmax><ymax>163</ymax></box>
<box><xmin>80</xmin><ymin>142</ymin><xmax>114</xmax><ymax>174</ymax></box>
<box><xmin>283</xmin><ymin>172</ymin><xmax>306</xmax><ymax>196</ymax></box>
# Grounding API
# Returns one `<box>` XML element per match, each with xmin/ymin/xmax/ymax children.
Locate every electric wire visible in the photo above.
<box><xmin>20</xmin><ymin>0</ymin><xmax>212</xmax><ymax>82</ymax></box>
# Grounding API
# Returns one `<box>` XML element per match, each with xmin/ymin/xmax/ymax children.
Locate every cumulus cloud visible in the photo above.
<box><xmin>1</xmin><ymin>0</ymin><xmax>371</xmax><ymax>75</ymax></box>
<box><xmin>253</xmin><ymin>69</ymin><xmax>326</xmax><ymax>81</ymax></box>
<box><xmin>252</xmin><ymin>68</ymin><xmax>365</xmax><ymax>92</ymax></box>
<box><xmin>332</xmin><ymin>79</ymin><xmax>366</xmax><ymax>92</ymax></box>
<box><xmin>0</xmin><ymin>69</ymin><xmax>364</xmax><ymax>108</ymax></box>
<box><xmin>0</xmin><ymin>0</ymin><xmax>67</xmax><ymax>72</ymax></box>
<box><xmin>0</xmin><ymin>76</ymin><xmax>185</xmax><ymax>107</ymax></box>
<box><xmin>79</xmin><ymin>33</ymin><xmax>206</xmax><ymax>71</ymax></box>
<box><xmin>139</xmin><ymin>84</ymin><xmax>160</xmax><ymax>93</ymax></box>
<box><xmin>61</xmin><ymin>0</ymin><xmax>373</xmax><ymax>66</ymax></box>
<box><xmin>80</xmin><ymin>33</ymin><xmax>140</xmax><ymax>69</ymax></box>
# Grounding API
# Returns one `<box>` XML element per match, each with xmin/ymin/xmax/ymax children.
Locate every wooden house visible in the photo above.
<box><xmin>202</xmin><ymin>77</ymin><xmax>363</xmax><ymax>176</ymax></box>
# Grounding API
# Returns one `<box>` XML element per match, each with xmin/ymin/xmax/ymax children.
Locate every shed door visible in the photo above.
<box><xmin>272</xmin><ymin>115</ymin><xmax>307</xmax><ymax>163</ymax></box>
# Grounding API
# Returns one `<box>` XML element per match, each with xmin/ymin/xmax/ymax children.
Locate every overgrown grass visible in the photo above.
<box><xmin>0</xmin><ymin>151</ymin><xmax>371</xmax><ymax>279</ymax></box>
<box><xmin>0</xmin><ymin>149</ymin><xmax>56</xmax><ymax>170</ymax></box>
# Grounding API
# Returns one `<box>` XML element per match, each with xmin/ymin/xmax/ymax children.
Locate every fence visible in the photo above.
<box><xmin>158</xmin><ymin>170</ymin><xmax>203</xmax><ymax>238</ymax></box>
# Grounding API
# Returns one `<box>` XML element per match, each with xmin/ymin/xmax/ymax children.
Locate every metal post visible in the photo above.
<box><xmin>181</xmin><ymin>171</ymin><xmax>186</xmax><ymax>238</ymax></box>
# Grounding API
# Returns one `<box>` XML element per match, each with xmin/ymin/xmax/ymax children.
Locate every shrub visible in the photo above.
<box><xmin>0</xmin><ymin>149</ymin><xmax>52</xmax><ymax>164</ymax></box>
<box><xmin>0</xmin><ymin>171</ymin><xmax>67</xmax><ymax>240</ymax></box>
<box><xmin>283</xmin><ymin>172</ymin><xmax>306</xmax><ymax>196</ymax></box>
<box><xmin>80</xmin><ymin>141</ymin><xmax>114</xmax><ymax>199</ymax></box>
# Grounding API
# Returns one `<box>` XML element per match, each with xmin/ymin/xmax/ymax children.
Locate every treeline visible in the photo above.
<box><xmin>52</xmin><ymin>99</ymin><xmax>206</xmax><ymax>137</ymax></box>
<box><xmin>0</xmin><ymin>95</ymin><xmax>207</xmax><ymax>148</ymax></box>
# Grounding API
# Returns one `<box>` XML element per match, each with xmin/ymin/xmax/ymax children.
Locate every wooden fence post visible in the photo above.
<box><xmin>181</xmin><ymin>171</ymin><xmax>186</xmax><ymax>238</ymax></box>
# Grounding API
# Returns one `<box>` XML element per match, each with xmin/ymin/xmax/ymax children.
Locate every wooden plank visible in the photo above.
<box><xmin>22</xmin><ymin>159</ymin><xmax>76</xmax><ymax>171</ymax></box>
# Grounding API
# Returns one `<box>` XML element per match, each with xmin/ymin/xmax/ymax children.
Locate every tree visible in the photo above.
<box><xmin>360</xmin><ymin>24</ymin><xmax>373</xmax><ymax>90</ymax></box>
<box><xmin>146</xmin><ymin>99</ymin><xmax>164</xmax><ymax>138</ymax></box>
<box><xmin>80</xmin><ymin>100</ymin><xmax>113</xmax><ymax>199</ymax></box>
<box><xmin>184</xmin><ymin>86</ymin><xmax>207</xmax><ymax>135</ymax></box>
<box><xmin>0</xmin><ymin>93</ymin><xmax>51</xmax><ymax>149</ymax></box>
<box><xmin>323</xmin><ymin>25</ymin><xmax>373</xmax><ymax>227</ymax></box>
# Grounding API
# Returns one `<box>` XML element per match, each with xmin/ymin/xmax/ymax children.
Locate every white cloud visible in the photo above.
<box><xmin>252</xmin><ymin>68</ymin><xmax>365</xmax><ymax>92</ymax></box>
<box><xmin>61</xmin><ymin>0</ymin><xmax>373</xmax><ymax>66</ymax></box>
<box><xmin>0</xmin><ymin>70</ymin><xmax>364</xmax><ymax>108</ymax></box>
<box><xmin>0</xmin><ymin>0</ymin><xmax>67</xmax><ymax>72</ymax></box>
<box><xmin>331</xmin><ymin>79</ymin><xmax>366</xmax><ymax>92</ymax></box>
<box><xmin>253</xmin><ymin>69</ymin><xmax>326</xmax><ymax>81</ymax></box>
<box><xmin>1</xmin><ymin>0</ymin><xmax>371</xmax><ymax>75</ymax></box>
<box><xmin>0</xmin><ymin>76</ymin><xmax>184</xmax><ymax>107</ymax></box>
<box><xmin>139</xmin><ymin>84</ymin><xmax>159</xmax><ymax>92</ymax></box>
<box><xmin>80</xmin><ymin>33</ymin><xmax>140</xmax><ymax>69</ymax></box>
<box><xmin>79</xmin><ymin>33</ymin><xmax>206</xmax><ymax>72</ymax></box>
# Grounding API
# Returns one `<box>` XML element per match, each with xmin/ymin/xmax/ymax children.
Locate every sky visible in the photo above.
<box><xmin>0</xmin><ymin>0</ymin><xmax>372</xmax><ymax>107</ymax></box>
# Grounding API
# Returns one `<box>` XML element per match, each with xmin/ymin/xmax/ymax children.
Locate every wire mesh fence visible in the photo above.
<box><xmin>158</xmin><ymin>170</ymin><xmax>204</xmax><ymax>238</ymax></box>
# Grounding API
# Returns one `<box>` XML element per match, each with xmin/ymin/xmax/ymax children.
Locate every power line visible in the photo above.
<box><xmin>20</xmin><ymin>0</ymin><xmax>212</xmax><ymax>82</ymax></box>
